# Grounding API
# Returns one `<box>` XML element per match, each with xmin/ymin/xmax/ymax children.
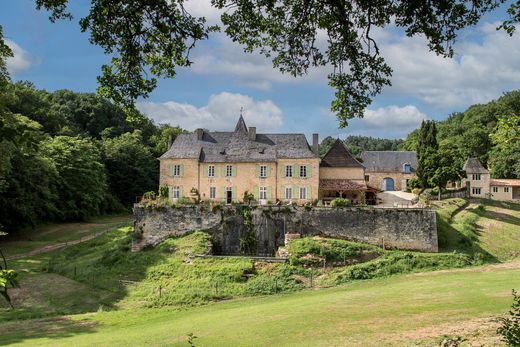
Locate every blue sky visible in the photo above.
<box><xmin>2</xmin><ymin>0</ymin><xmax>520</xmax><ymax>141</ymax></box>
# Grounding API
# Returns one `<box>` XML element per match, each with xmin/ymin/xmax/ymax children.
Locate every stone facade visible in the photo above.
<box><xmin>463</xmin><ymin>158</ymin><xmax>520</xmax><ymax>201</ymax></box>
<box><xmin>160</xmin><ymin>159</ymin><xmax>320</xmax><ymax>203</ymax></box>
<box><xmin>133</xmin><ymin>205</ymin><xmax>438</xmax><ymax>253</ymax></box>
<box><xmin>365</xmin><ymin>171</ymin><xmax>417</xmax><ymax>191</ymax></box>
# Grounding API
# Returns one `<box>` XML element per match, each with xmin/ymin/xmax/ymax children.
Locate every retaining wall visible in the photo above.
<box><xmin>133</xmin><ymin>205</ymin><xmax>438</xmax><ymax>254</ymax></box>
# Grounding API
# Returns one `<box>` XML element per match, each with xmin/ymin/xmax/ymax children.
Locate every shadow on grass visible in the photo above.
<box><xmin>436</xmin><ymin>210</ymin><xmax>498</xmax><ymax>263</ymax></box>
<box><xmin>0</xmin><ymin>227</ymin><xmax>171</xmax><ymax>345</ymax></box>
<box><xmin>0</xmin><ymin>316</ymin><xmax>97</xmax><ymax>345</ymax></box>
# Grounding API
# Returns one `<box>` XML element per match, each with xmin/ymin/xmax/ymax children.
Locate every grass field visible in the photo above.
<box><xmin>1</xmin><ymin>261</ymin><xmax>518</xmax><ymax>346</ymax></box>
<box><xmin>0</xmin><ymin>199</ymin><xmax>518</xmax><ymax>346</ymax></box>
<box><xmin>1</xmin><ymin>215</ymin><xmax>132</xmax><ymax>259</ymax></box>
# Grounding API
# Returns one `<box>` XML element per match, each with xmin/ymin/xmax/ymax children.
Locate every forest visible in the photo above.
<box><xmin>1</xmin><ymin>81</ymin><xmax>519</xmax><ymax>235</ymax></box>
<box><xmin>0</xmin><ymin>81</ymin><xmax>184</xmax><ymax>233</ymax></box>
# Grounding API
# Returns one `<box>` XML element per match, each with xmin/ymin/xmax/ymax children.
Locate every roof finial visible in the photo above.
<box><xmin>240</xmin><ymin>106</ymin><xmax>243</xmax><ymax>116</ymax></box>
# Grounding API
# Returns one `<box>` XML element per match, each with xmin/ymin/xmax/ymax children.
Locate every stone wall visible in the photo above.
<box><xmin>133</xmin><ymin>205</ymin><xmax>438</xmax><ymax>254</ymax></box>
<box><xmin>365</xmin><ymin>171</ymin><xmax>417</xmax><ymax>191</ymax></box>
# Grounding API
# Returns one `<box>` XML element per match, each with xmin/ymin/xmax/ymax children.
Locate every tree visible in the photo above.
<box><xmin>1</xmin><ymin>0</ymin><xmax>515</xmax><ymax>125</ymax></box>
<box><xmin>428</xmin><ymin>145</ymin><xmax>464</xmax><ymax>195</ymax></box>
<box><xmin>416</xmin><ymin>120</ymin><xmax>439</xmax><ymax>188</ymax></box>
<box><xmin>102</xmin><ymin>131</ymin><xmax>157</xmax><ymax>206</ymax></box>
<box><xmin>43</xmin><ymin>136</ymin><xmax>108</xmax><ymax>220</ymax></box>
<box><xmin>489</xmin><ymin>114</ymin><xmax>520</xmax><ymax>179</ymax></box>
<box><xmin>0</xmin><ymin>113</ymin><xmax>58</xmax><ymax>231</ymax></box>
<box><xmin>319</xmin><ymin>136</ymin><xmax>336</xmax><ymax>157</ymax></box>
<box><xmin>0</xmin><ymin>232</ymin><xmax>19</xmax><ymax>309</ymax></box>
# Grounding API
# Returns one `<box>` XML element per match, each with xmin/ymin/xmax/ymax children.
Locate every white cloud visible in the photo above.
<box><xmin>189</xmin><ymin>33</ymin><xmax>329</xmax><ymax>91</ymax></box>
<box><xmin>5</xmin><ymin>40</ymin><xmax>31</xmax><ymax>74</ymax></box>
<box><xmin>137</xmin><ymin>92</ymin><xmax>283</xmax><ymax>132</ymax></box>
<box><xmin>363</xmin><ymin>105</ymin><xmax>427</xmax><ymax>129</ymax></box>
<box><xmin>380</xmin><ymin>23</ymin><xmax>520</xmax><ymax>108</ymax></box>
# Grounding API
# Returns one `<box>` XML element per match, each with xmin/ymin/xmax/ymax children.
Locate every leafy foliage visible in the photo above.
<box><xmin>240</xmin><ymin>207</ymin><xmax>257</xmax><ymax>255</ymax></box>
<box><xmin>0</xmin><ymin>82</ymin><xmax>186</xmax><ymax>233</ymax></box>
<box><xmin>2</xmin><ymin>1</ymin><xmax>514</xmax><ymax>125</ymax></box>
<box><xmin>330</xmin><ymin>198</ymin><xmax>351</xmax><ymax>208</ymax></box>
<box><xmin>404</xmin><ymin>90</ymin><xmax>520</xmax><ymax>179</ymax></box>
<box><xmin>497</xmin><ymin>289</ymin><xmax>520</xmax><ymax>347</ymax></box>
<box><xmin>320</xmin><ymin>135</ymin><xmax>404</xmax><ymax>157</ymax></box>
<box><xmin>102</xmin><ymin>131</ymin><xmax>157</xmax><ymax>206</ymax></box>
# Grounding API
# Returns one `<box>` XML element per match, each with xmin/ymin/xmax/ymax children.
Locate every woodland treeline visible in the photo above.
<box><xmin>0</xmin><ymin>81</ymin><xmax>184</xmax><ymax>233</ymax></box>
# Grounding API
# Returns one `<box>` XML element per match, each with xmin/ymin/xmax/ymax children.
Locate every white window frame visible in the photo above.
<box><xmin>299</xmin><ymin>165</ymin><xmax>307</xmax><ymax>178</ymax></box>
<box><xmin>173</xmin><ymin>164</ymin><xmax>181</xmax><ymax>176</ymax></box>
<box><xmin>259</xmin><ymin>186</ymin><xmax>267</xmax><ymax>200</ymax></box>
<box><xmin>209</xmin><ymin>187</ymin><xmax>216</xmax><ymax>199</ymax></box>
<box><xmin>505</xmin><ymin>187</ymin><xmax>510</xmax><ymax>193</ymax></box>
<box><xmin>260</xmin><ymin>165</ymin><xmax>267</xmax><ymax>178</ymax></box>
<box><xmin>208</xmin><ymin>165</ymin><xmax>215</xmax><ymax>177</ymax></box>
<box><xmin>285</xmin><ymin>187</ymin><xmax>292</xmax><ymax>200</ymax></box>
<box><xmin>472</xmin><ymin>187</ymin><xmax>481</xmax><ymax>195</ymax></box>
<box><xmin>226</xmin><ymin>165</ymin><xmax>233</xmax><ymax>177</ymax></box>
<box><xmin>285</xmin><ymin>165</ymin><xmax>292</xmax><ymax>177</ymax></box>
<box><xmin>299</xmin><ymin>186</ymin><xmax>307</xmax><ymax>199</ymax></box>
<box><xmin>472</xmin><ymin>174</ymin><xmax>481</xmax><ymax>181</ymax></box>
<box><xmin>492</xmin><ymin>186</ymin><xmax>498</xmax><ymax>193</ymax></box>
<box><xmin>173</xmin><ymin>186</ymin><xmax>180</xmax><ymax>199</ymax></box>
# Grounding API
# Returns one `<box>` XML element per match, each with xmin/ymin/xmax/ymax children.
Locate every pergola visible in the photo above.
<box><xmin>319</xmin><ymin>179</ymin><xmax>368</xmax><ymax>204</ymax></box>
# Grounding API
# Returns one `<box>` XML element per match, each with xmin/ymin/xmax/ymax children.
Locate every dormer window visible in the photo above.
<box><xmin>403</xmin><ymin>163</ymin><xmax>411</xmax><ymax>174</ymax></box>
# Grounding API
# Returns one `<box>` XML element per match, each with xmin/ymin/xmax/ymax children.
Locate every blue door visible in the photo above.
<box><xmin>384</xmin><ymin>178</ymin><xmax>394</xmax><ymax>191</ymax></box>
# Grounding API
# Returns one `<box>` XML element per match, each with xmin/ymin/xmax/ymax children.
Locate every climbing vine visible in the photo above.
<box><xmin>240</xmin><ymin>207</ymin><xmax>257</xmax><ymax>255</ymax></box>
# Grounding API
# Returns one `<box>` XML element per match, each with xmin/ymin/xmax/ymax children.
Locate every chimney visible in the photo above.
<box><xmin>196</xmin><ymin>128</ymin><xmax>204</xmax><ymax>141</ymax></box>
<box><xmin>312</xmin><ymin>133</ymin><xmax>319</xmax><ymax>155</ymax></box>
<box><xmin>249</xmin><ymin>126</ymin><xmax>256</xmax><ymax>141</ymax></box>
<box><xmin>167</xmin><ymin>135</ymin><xmax>173</xmax><ymax>150</ymax></box>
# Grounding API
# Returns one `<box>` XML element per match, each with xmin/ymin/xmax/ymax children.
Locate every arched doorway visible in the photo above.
<box><xmin>383</xmin><ymin>177</ymin><xmax>394</xmax><ymax>191</ymax></box>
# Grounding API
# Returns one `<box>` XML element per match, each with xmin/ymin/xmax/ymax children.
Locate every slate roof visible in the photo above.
<box><xmin>319</xmin><ymin>179</ymin><xmax>367</xmax><ymax>191</ymax></box>
<box><xmin>320</xmin><ymin>139</ymin><xmax>364</xmax><ymax>168</ymax></box>
<box><xmin>360</xmin><ymin>151</ymin><xmax>417</xmax><ymax>173</ymax></box>
<box><xmin>160</xmin><ymin>116</ymin><xmax>318</xmax><ymax>162</ymax></box>
<box><xmin>463</xmin><ymin>157</ymin><xmax>489</xmax><ymax>174</ymax></box>
<box><xmin>490</xmin><ymin>179</ymin><xmax>520</xmax><ymax>187</ymax></box>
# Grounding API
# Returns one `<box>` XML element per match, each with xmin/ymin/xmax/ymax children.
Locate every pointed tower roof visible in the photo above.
<box><xmin>463</xmin><ymin>157</ymin><xmax>489</xmax><ymax>174</ymax></box>
<box><xmin>234</xmin><ymin>115</ymin><xmax>248</xmax><ymax>133</ymax></box>
<box><xmin>321</xmin><ymin>139</ymin><xmax>364</xmax><ymax>168</ymax></box>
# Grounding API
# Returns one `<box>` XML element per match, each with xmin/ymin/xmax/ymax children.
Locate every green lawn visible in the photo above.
<box><xmin>1</xmin><ymin>199</ymin><xmax>519</xmax><ymax>346</ymax></box>
<box><xmin>1</xmin><ymin>215</ymin><xmax>132</xmax><ymax>258</ymax></box>
<box><xmin>1</xmin><ymin>261</ymin><xmax>518</xmax><ymax>346</ymax></box>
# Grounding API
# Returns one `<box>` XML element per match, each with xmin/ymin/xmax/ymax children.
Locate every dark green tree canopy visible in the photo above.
<box><xmin>1</xmin><ymin>0</ymin><xmax>516</xmax><ymax>126</ymax></box>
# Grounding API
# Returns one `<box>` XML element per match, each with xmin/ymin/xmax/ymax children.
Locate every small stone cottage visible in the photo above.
<box><xmin>360</xmin><ymin>151</ymin><xmax>418</xmax><ymax>191</ymax></box>
<box><xmin>463</xmin><ymin>157</ymin><xmax>520</xmax><ymax>201</ymax></box>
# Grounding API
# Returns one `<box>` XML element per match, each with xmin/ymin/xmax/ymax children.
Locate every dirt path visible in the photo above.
<box><xmin>5</xmin><ymin>230</ymin><xmax>109</xmax><ymax>261</ymax></box>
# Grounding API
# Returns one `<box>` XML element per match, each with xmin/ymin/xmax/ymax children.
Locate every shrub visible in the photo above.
<box><xmin>143</xmin><ymin>191</ymin><xmax>156</xmax><ymax>199</ymax></box>
<box><xmin>158</xmin><ymin>185</ymin><xmax>169</xmax><ymax>198</ymax></box>
<box><xmin>243</xmin><ymin>191</ymin><xmax>255</xmax><ymax>204</ymax></box>
<box><xmin>407</xmin><ymin>178</ymin><xmax>421</xmax><ymax>189</ymax></box>
<box><xmin>330</xmin><ymin>198</ymin><xmax>350</xmax><ymax>208</ymax></box>
<box><xmin>177</xmin><ymin>197</ymin><xmax>193</xmax><ymax>205</ymax></box>
<box><xmin>412</xmin><ymin>188</ymin><xmax>422</xmax><ymax>195</ymax></box>
<box><xmin>497</xmin><ymin>289</ymin><xmax>520</xmax><ymax>346</ymax></box>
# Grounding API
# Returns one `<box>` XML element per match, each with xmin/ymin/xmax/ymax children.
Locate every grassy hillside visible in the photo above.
<box><xmin>1</xmin><ymin>261</ymin><xmax>518</xmax><ymax>346</ymax></box>
<box><xmin>1</xmin><ymin>198</ymin><xmax>519</xmax><ymax>346</ymax></box>
<box><xmin>433</xmin><ymin>198</ymin><xmax>520</xmax><ymax>262</ymax></box>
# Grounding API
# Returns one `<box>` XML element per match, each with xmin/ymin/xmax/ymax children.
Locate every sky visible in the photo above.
<box><xmin>2</xmin><ymin>0</ymin><xmax>520</xmax><ymax>141</ymax></box>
